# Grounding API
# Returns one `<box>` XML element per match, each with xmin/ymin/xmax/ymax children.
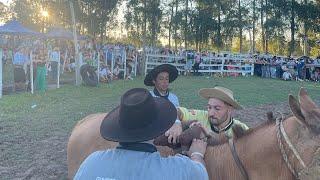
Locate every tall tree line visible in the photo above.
<box><xmin>1</xmin><ymin>0</ymin><xmax>320</xmax><ymax>56</ymax></box>
<box><xmin>5</xmin><ymin>0</ymin><xmax>119</xmax><ymax>41</ymax></box>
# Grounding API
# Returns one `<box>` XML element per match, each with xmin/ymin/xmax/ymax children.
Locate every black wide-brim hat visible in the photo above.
<box><xmin>144</xmin><ymin>64</ymin><xmax>178</xmax><ymax>86</ymax></box>
<box><xmin>100</xmin><ymin>88</ymin><xmax>177</xmax><ymax>143</ymax></box>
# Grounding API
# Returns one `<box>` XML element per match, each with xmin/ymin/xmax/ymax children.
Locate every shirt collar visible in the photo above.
<box><xmin>153</xmin><ymin>88</ymin><xmax>169</xmax><ymax>100</ymax></box>
<box><xmin>210</xmin><ymin>118</ymin><xmax>234</xmax><ymax>134</ymax></box>
<box><xmin>117</xmin><ymin>142</ymin><xmax>157</xmax><ymax>153</ymax></box>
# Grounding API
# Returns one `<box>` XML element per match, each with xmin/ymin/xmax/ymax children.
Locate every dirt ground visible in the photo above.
<box><xmin>2</xmin><ymin>100</ymin><xmax>320</xmax><ymax>180</ymax></box>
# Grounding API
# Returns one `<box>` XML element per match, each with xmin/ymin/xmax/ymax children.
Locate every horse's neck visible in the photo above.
<box><xmin>205</xmin><ymin>144</ymin><xmax>241</xmax><ymax>180</ymax></box>
<box><xmin>205</xmin><ymin>120</ymin><xmax>294</xmax><ymax>180</ymax></box>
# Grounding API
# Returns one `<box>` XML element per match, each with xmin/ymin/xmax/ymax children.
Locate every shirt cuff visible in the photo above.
<box><xmin>175</xmin><ymin>119</ymin><xmax>181</xmax><ymax>124</ymax></box>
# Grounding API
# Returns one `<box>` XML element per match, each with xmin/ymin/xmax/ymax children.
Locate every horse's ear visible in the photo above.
<box><xmin>299</xmin><ymin>88</ymin><xmax>320</xmax><ymax>133</ymax></box>
<box><xmin>299</xmin><ymin>87</ymin><xmax>318</xmax><ymax>112</ymax></box>
<box><xmin>289</xmin><ymin>94</ymin><xmax>308</xmax><ymax>127</ymax></box>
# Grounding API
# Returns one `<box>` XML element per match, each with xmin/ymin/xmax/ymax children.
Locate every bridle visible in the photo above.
<box><xmin>228</xmin><ymin>114</ymin><xmax>307</xmax><ymax>180</ymax></box>
<box><xmin>276</xmin><ymin>114</ymin><xmax>306</xmax><ymax>179</ymax></box>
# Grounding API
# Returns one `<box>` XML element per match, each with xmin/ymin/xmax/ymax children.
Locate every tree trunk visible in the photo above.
<box><xmin>217</xmin><ymin>0</ymin><xmax>222</xmax><ymax>52</ymax></box>
<box><xmin>260</xmin><ymin>0</ymin><xmax>265</xmax><ymax>53</ymax></box>
<box><xmin>184</xmin><ymin>0</ymin><xmax>188</xmax><ymax>50</ymax></box>
<box><xmin>196</xmin><ymin>41</ymin><xmax>199</xmax><ymax>51</ymax></box>
<box><xmin>174</xmin><ymin>0</ymin><xmax>178</xmax><ymax>50</ymax></box>
<box><xmin>289</xmin><ymin>0</ymin><xmax>295</xmax><ymax>55</ymax></box>
<box><xmin>169</xmin><ymin>4</ymin><xmax>174</xmax><ymax>48</ymax></box>
<box><xmin>143</xmin><ymin>0</ymin><xmax>147</xmax><ymax>47</ymax></box>
<box><xmin>238</xmin><ymin>0</ymin><xmax>243</xmax><ymax>53</ymax></box>
<box><xmin>303</xmin><ymin>0</ymin><xmax>308</xmax><ymax>56</ymax></box>
<box><xmin>265</xmin><ymin>0</ymin><xmax>268</xmax><ymax>53</ymax></box>
<box><xmin>151</xmin><ymin>15</ymin><xmax>156</xmax><ymax>47</ymax></box>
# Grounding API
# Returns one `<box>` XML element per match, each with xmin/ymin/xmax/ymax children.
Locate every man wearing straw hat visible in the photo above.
<box><xmin>144</xmin><ymin>64</ymin><xmax>182</xmax><ymax>144</ymax></box>
<box><xmin>74</xmin><ymin>88</ymin><xmax>208</xmax><ymax>180</ymax></box>
<box><xmin>177</xmin><ymin>86</ymin><xmax>249</xmax><ymax>140</ymax></box>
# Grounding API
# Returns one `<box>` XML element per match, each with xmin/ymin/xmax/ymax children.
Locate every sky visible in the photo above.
<box><xmin>0</xmin><ymin>0</ymin><xmax>11</xmax><ymax>6</ymax></box>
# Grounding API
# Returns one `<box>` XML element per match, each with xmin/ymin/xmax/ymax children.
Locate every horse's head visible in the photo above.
<box><xmin>288</xmin><ymin>88</ymin><xmax>320</xmax><ymax>174</ymax></box>
<box><xmin>289</xmin><ymin>88</ymin><xmax>320</xmax><ymax>136</ymax></box>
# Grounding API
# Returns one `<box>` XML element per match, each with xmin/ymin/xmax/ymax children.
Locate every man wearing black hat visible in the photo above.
<box><xmin>74</xmin><ymin>88</ymin><xmax>208</xmax><ymax>180</ymax></box>
<box><xmin>144</xmin><ymin>64</ymin><xmax>182</xmax><ymax>144</ymax></box>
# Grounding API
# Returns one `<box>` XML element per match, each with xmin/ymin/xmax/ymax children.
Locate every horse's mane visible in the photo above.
<box><xmin>236</xmin><ymin>120</ymin><xmax>274</xmax><ymax>138</ymax></box>
<box><xmin>234</xmin><ymin>113</ymin><xmax>294</xmax><ymax>139</ymax></box>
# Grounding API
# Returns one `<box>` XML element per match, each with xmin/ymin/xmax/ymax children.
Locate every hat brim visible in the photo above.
<box><xmin>100</xmin><ymin>97</ymin><xmax>177</xmax><ymax>143</ymax></box>
<box><xmin>199</xmin><ymin>88</ymin><xmax>243</xmax><ymax>110</ymax></box>
<box><xmin>144</xmin><ymin>64</ymin><xmax>178</xmax><ymax>86</ymax></box>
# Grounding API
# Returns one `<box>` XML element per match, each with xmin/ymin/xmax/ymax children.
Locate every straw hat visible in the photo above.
<box><xmin>199</xmin><ymin>86</ymin><xmax>243</xmax><ymax>110</ymax></box>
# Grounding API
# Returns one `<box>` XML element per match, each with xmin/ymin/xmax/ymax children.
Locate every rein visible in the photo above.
<box><xmin>228</xmin><ymin>138</ymin><xmax>249</xmax><ymax>180</ymax></box>
<box><xmin>276</xmin><ymin>113</ymin><xmax>307</xmax><ymax>179</ymax></box>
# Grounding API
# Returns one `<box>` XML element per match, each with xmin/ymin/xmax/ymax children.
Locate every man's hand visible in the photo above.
<box><xmin>189</xmin><ymin>121</ymin><xmax>202</xmax><ymax>128</ymax></box>
<box><xmin>165</xmin><ymin>122</ymin><xmax>182</xmax><ymax>144</ymax></box>
<box><xmin>190</xmin><ymin>121</ymin><xmax>211</xmax><ymax>138</ymax></box>
<box><xmin>188</xmin><ymin>139</ymin><xmax>207</xmax><ymax>166</ymax></box>
<box><xmin>189</xmin><ymin>138</ymin><xmax>207</xmax><ymax>156</ymax></box>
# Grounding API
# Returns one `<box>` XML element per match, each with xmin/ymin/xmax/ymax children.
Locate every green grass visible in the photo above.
<box><xmin>1</xmin><ymin>75</ymin><xmax>319</xmax><ymax>135</ymax></box>
<box><xmin>0</xmin><ymin>76</ymin><xmax>319</xmax><ymax>170</ymax></box>
<box><xmin>174</xmin><ymin>76</ymin><xmax>320</xmax><ymax>108</ymax></box>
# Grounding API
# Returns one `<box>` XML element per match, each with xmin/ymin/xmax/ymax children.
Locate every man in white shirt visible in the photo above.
<box><xmin>144</xmin><ymin>64</ymin><xmax>181</xmax><ymax>144</ymax></box>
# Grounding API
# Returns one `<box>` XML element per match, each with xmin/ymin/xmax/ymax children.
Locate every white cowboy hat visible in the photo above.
<box><xmin>199</xmin><ymin>86</ymin><xmax>243</xmax><ymax>110</ymax></box>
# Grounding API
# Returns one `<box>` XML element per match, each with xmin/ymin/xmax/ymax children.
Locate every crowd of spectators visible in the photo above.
<box><xmin>1</xmin><ymin>37</ymin><xmax>140</xmax><ymax>93</ymax></box>
<box><xmin>254</xmin><ymin>55</ymin><xmax>320</xmax><ymax>82</ymax></box>
<box><xmin>1</xmin><ymin>37</ymin><xmax>320</xmax><ymax>94</ymax></box>
<box><xmin>145</xmin><ymin>47</ymin><xmax>320</xmax><ymax>82</ymax></box>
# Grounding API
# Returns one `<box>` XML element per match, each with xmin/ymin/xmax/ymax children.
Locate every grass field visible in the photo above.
<box><xmin>0</xmin><ymin>75</ymin><xmax>319</xmax><ymax>179</ymax></box>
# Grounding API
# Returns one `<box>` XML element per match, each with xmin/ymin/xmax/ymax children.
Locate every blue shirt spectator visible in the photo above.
<box><xmin>150</xmin><ymin>90</ymin><xmax>179</xmax><ymax>107</ymax></box>
<box><xmin>13</xmin><ymin>51</ymin><xmax>28</xmax><ymax>65</ymax></box>
<box><xmin>75</xmin><ymin>149</ymin><xmax>208</xmax><ymax>180</ymax></box>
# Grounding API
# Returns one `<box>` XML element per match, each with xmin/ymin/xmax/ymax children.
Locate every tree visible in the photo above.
<box><xmin>0</xmin><ymin>2</ymin><xmax>11</xmax><ymax>23</ymax></box>
<box><xmin>125</xmin><ymin>0</ymin><xmax>162</xmax><ymax>47</ymax></box>
<box><xmin>11</xmin><ymin>0</ymin><xmax>119</xmax><ymax>40</ymax></box>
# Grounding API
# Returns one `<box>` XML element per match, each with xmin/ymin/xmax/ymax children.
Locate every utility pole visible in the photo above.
<box><xmin>184</xmin><ymin>0</ymin><xmax>188</xmax><ymax>50</ymax></box>
<box><xmin>69</xmin><ymin>0</ymin><xmax>81</xmax><ymax>85</ymax></box>
<box><xmin>252</xmin><ymin>0</ymin><xmax>256</xmax><ymax>53</ymax></box>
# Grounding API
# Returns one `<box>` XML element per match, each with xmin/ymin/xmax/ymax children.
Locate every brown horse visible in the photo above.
<box><xmin>67</xmin><ymin>88</ymin><xmax>320</xmax><ymax>179</ymax></box>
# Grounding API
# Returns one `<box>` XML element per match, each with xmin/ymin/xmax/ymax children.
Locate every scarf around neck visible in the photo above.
<box><xmin>153</xmin><ymin>88</ymin><xmax>169</xmax><ymax>100</ymax></box>
<box><xmin>210</xmin><ymin>117</ymin><xmax>234</xmax><ymax>134</ymax></box>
